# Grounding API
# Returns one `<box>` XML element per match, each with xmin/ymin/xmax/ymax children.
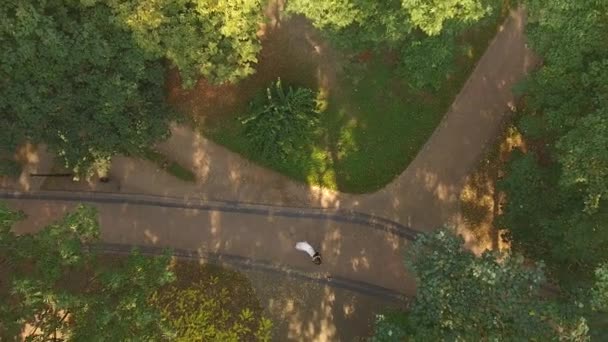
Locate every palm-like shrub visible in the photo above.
<box><xmin>240</xmin><ymin>79</ymin><xmax>319</xmax><ymax>161</ymax></box>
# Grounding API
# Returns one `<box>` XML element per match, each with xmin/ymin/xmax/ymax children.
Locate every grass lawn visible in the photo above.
<box><xmin>174</xmin><ymin>9</ymin><xmax>507</xmax><ymax>193</ymax></box>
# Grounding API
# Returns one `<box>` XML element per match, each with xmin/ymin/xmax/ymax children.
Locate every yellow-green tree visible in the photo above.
<box><xmin>108</xmin><ymin>0</ymin><xmax>264</xmax><ymax>88</ymax></box>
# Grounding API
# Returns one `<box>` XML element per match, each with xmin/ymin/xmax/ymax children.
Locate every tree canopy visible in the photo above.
<box><xmin>0</xmin><ymin>0</ymin><xmax>266</xmax><ymax>177</ymax></box>
<box><xmin>287</xmin><ymin>0</ymin><xmax>494</xmax><ymax>39</ymax></box>
<box><xmin>401</xmin><ymin>0</ymin><xmax>493</xmax><ymax>36</ymax></box>
<box><xmin>522</xmin><ymin>0</ymin><xmax>608</xmax><ymax>211</ymax></box>
<box><xmin>287</xmin><ymin>0</ymin><xmax>501</xmax><ymax>91</ymax></box>
<box><xmin>0</xmin><ymin>202</ymin><xmax>272</xmax><ymax>341</ymax></box>
<box><xmin>373</xmin><ymin>229</ymin><xmax>589</xmax><ymax>340</ymax></box>
<box><xmin>498</xmin><ymin>0</ymin><xmax>608</xmax><ymax>285</ymax></box>
<box><xmin>153</xmin><ymin>263</ymin><xmax>272</xmax><ymax>341</ymax></box>
<box><xmin>107</xmin><ymin>0</ymin><xmax>264</xmax><ymax>88</ymax></box>
<box><xmin>0</xmin><ymin>0</ymin><xmax>173</xmax><ymax>177</ymax></box>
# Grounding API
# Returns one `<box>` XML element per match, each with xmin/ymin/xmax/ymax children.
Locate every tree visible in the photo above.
<box><xmin>373</xmin><ymin>229</ymin><xmax>589</xmax><ymax>340</ymax></box>
<box><xmin>521</xmin><ymin>0</ymin><xmax>608</xmax><ymax>211</ymax></box>
<box><xmin>286</xmin><ymin>0</ymin><xmax>410</xmax><ymax>48</ymax></box>
<box><xmin>0</xmin><ymin>0</ymin><xmax>173</xmax><ymax>178</ymax></box>
<box><xmin>287</xmin><ymin>0</ymin><xmax>494</xmax><ymax>39</ymax></box>
<box><xmin>498</xmin><ymin>0</ymin><xmax>608</xmax><ymax>287</ymax></box>
<box><xmin>401</xmin><ymin>0</ymin><xmax>493</xmax><ymax>36</ymax></box>
<box><xmin>0</xmin><ymin>203</ymin><xmax>175</xmax><ymax>340</ymax></box>
<box><xmin>287</xmin><ymin>0</ymin><xmax>500</xmax><ymax>90</ymax></box>
<box><xmin>153</xmin><ymin>263</ymin><xmax>272</xmax><ymax>341</ymax></box>
<box><xmin>107</xmin><ymin>0</ymin><xmax>264</xmax><ymax>88</ymax></box>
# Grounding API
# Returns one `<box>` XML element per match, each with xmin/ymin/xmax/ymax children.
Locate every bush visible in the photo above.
<box><xmin>153</xmin><ymin>263</ymin><xmax>272</xmax><ymax>341</ymax></box>
<box><xmin>239</xmin><ymin>79</ymin><xmax>319</xmax><ymax>162</ymax></box>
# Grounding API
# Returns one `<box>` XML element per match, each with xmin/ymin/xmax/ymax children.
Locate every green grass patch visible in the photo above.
<box><xmin>142</xmin><ymin>148</ymin><xmax>196</xmax><ymax>182</ymax></box>
<box><xmin>201</xmin><ymin>10</ymin><xmax>507</xmax><ymax>193</ymax></box>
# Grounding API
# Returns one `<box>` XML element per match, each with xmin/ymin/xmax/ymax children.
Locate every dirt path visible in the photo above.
<box><xmin>1</xmin><ymin>7</ymin><xmax>537</xmax><ymax>340</ymax></box>
<box><xmin>4</xmin><ymin>191</ymin><xmax>411</xmax><ymax>341</ymax></box>
<box><xmin>5</xmin><ymin>4</ymin><xmax>535</xmax><ymax>293</ymax></box>
<box><xmin>3</xmin><ymin>190</ymin><xmax>415</xmax><ymax>296</ymax></box>
<box><xmin>132</xmin><ymin>6</ymin><xmax>537</xmax><ymax>232</ymax></box>
<box><xmin>357</xmin><ymin>7</ymin><xmax>538</xmax><ymax>233</ymax></box>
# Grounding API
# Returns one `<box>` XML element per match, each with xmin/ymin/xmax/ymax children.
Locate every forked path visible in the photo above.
<box><xmin>1</xmin><ymin>7</ymin><xmax>537</xmax><ymax>341</ymax></box>
<box><xmin>119</xmin><ymin>7</ymin><xmax>537</xmax><ymax>231</ymax></box>
<box><xmin>5</xmin><ymin>6</ymin><xmax>536</xmax><ymax>289</ymax></box>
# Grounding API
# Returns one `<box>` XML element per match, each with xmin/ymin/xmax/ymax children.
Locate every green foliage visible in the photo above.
<box><xmin>288</xmin><ymin>0</ymin><xmax>501</xmax><ymax>93</ymax></box>
<box><xmin>521</xmin><ymin>0</ymin><xmax>608</xmax><ymax>211</ymax></box>
<box><xmin>108</xmin><ymin>0</ymin><xmax>263</xmax><ymax>88</ymax></box>
<box><xmin>373</xmin><ymin>229</ymin><xmax>588</xmax><ymax>340</ymax></box>
<box><xmin>557</xmin><ymin>110</ymin><xmax>608</xmax><ymax>211</ymax></box>
<box><xmin>0</xmin><ymin>204</ymin><xmax>174</xmax><ymax>341</ymax></box>
<box><xmin>0</xmin><ymin>0</ymin><xmax>173</xmax><ymax>178</ymax></box>
<box><xmin>592</xmin><ymin>263</ymin><xmax>608</xmax><ymax>313</ymax></box>
<box><xmin>207</xmin><ymin>11</ymin><xmax>502</xmax><ymax>192</ymax></box>
<box><xmin>71</xmin><ymin>251</ymin><xmax>176</xmax><ymax>341</ymax></box>
<box><xmin>401</xmin><ymin>0</ymin><xmax>493</xmax><ymax>36</ymax></box>
<box><xmin>239</xmin><ymin>79</ymin><xmax>319</xmax><ymax>162</ymax></box>
<box><xmin>286</xmin><ymin>0</ymin><xmax>363</xmax><ymax>31</ymax></box>
<box><xmin>372</xmin><ymin>311</ymin><xmax>410</xmax><ymax>342</ymax></box>
<box><xmin>153</xmin><ymin>263</ymin><xmax>272</xmax><ymax>341</ymax></box>
<box><xmin>287</xmin><ymin>0</ymin><xmax>494</xmax><ymax>41</ymax></box>
<box><xmin>287</xmin><ymin>0</ymin><xmax>412</xmax><ymax>49</ymax></box>
<box><xmin>498</xmin><ymin>151</ymin><xmax>608</xmax><ymax>286</ymax></box>
<box><xmin>0</xmin><ymin>202</ymin><xmax>25</xmax><ymax>234</ymax></box>
<box><xmin>499</xmin><ymin>0</ymin><xmax>608</xmax><ymax>289</ymax></box>
<box><xmin>399</xmin><ymin>32</ymin><xmax>457</xmax><ymax>90</ymax></box>
<box><xmin>591</xmin><ymin>266</ymin><xmax>608</xmax><ymax>338</ymax></box>
<box><xmin>406</xmin><ymin>229</ymin><xmax>553</xmax><ymax>339</ymax></box>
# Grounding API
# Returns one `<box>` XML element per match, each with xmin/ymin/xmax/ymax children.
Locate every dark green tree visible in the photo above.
<box><xmin>398</xmin><ymin>32</ymin><xmax>458</xmax><ymax>90</ymax></box>
<box><xmin>373</xmin><ymin>229</ymin><xmax>589</xmax><ymax>340</ymax></box>
<box><xmin>287</xmin><ymin>0</ymin><xmax>501</xmax><ymax>90</ymax></box>
<box><xmin>287</xmin><ymin>0</ymin><xmax>494</xmax><ymax>39</ymax></box>
<box><xmin>0</xmin><ymin>0</ymin><xmax>173</xmax><ymax>178</ymax></box>
<box><xmin>401</xmin><ymin>0</ymin><xmax>493</xmax><ymax>36</ymax></box>
<box><xmin>499</xmin><ymin>0</ymin><xmax>608</xmax><ymax>286</ymax></box>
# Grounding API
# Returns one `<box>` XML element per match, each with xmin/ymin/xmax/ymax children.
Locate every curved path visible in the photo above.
<box><xmin>2</xmin><ymin>189</ymin><xmax>417</xmax><ymax>296</ymax></box>
<box><xmin>1</xmin><ymin>7</ymin><xmax>537</xmax><ymax>341</ymax></box>
<box><xmin>113</xmin><ymin>7</ymin><xmax>537</xmax><ymax>232</ymax></box>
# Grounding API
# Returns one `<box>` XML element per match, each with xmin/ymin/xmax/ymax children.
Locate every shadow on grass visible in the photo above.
<box><xmin>142</xmin><ymin>148</ymin><xmax>196</xmax><ymax>182</ymax></box>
